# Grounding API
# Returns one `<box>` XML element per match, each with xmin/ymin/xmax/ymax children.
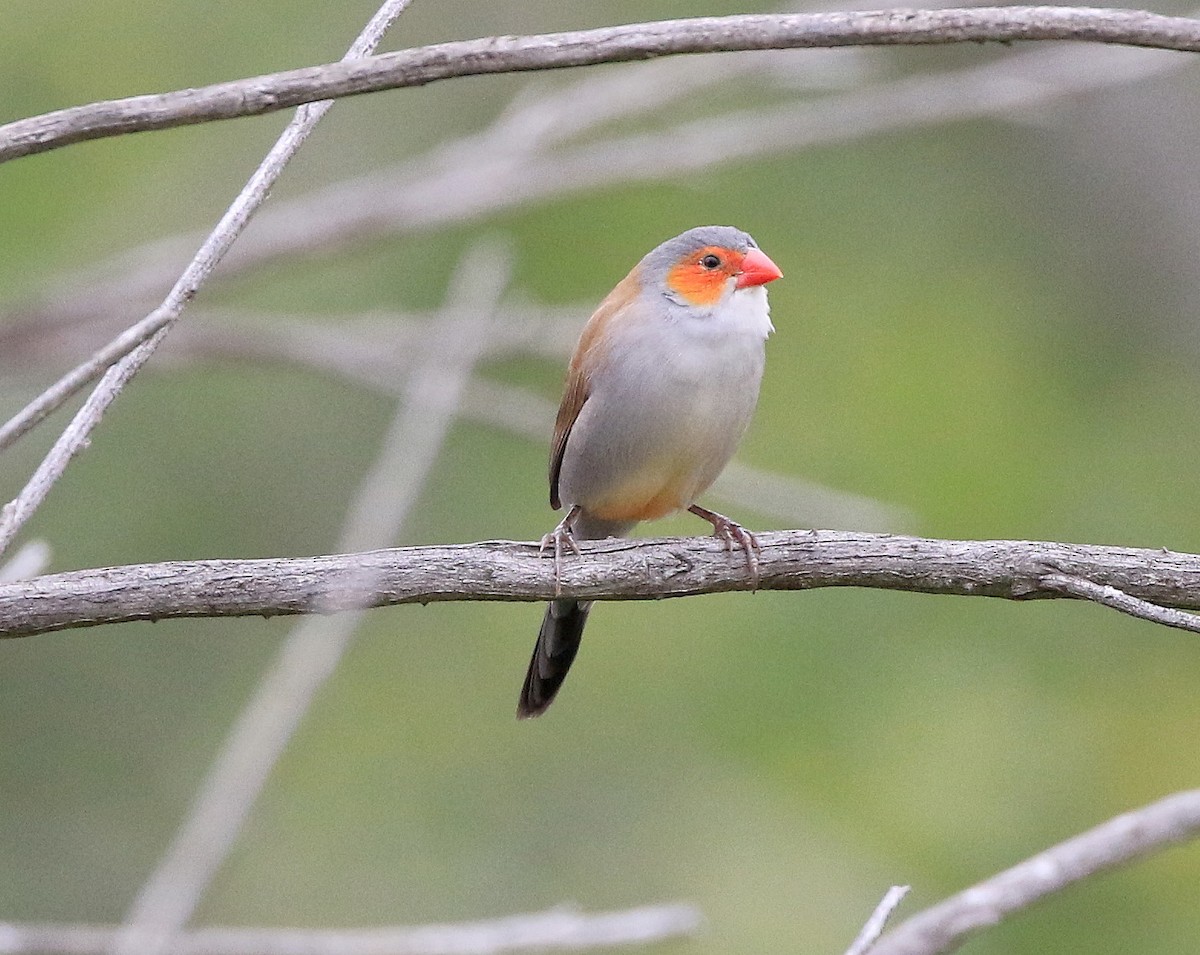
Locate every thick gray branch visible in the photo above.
<box><xmin>2</xmin><ymin>531</ymin><xmax>1199</xmax><ymax>639</ymax></box>
<box><xmin>3</xmin><ymin>7</ymin><xmax>1199</xmax><ymax>164</ymax></box>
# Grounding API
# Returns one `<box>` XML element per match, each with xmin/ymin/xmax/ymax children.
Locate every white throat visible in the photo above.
<box><xmin>723</xmin><ymin>285</ymin><xmax>774</xmax><ymax>341</ymax></box>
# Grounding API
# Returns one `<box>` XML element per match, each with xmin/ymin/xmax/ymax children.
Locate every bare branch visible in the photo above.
<box><xmin>200</xmin><ymin>34</ymin><xmax>1193</xmax><ymax>274</ymax></box>
<box><xmin>871</xmin><ymin>789</ymin><xmax>1200</xmax><ymax>955</ymax></box>
<box><xmin>0</xmin><ymin>304</ymin><xmax>586</xmax><ymax>379</ymax></box>
<box><xmin>2</xmin><ymin>8</ymin><xmax>1199</xmax><ymax>165</ymax></box>
<box><xmin>0</xmin><ymin>0</ymin><xmax>417</xmax><ymax>558</ymax></box>
<box><xmin>0</xmin><ymin>315</ymin><xmax>174</xmax><ymax>454</ymax></box>
<box><xmin>0</xmin><ymin>904</ymin><xmax>703</xmax><ymax>955</ymax></box>
<box><xmin>0</xmin><ymin>343</ymin><xmax>156</xmax><ymax>558</ymax></box>
<box><xmin>3</xmin><ymin>532</ymin><xmax>1199</xmax><ymax>640</ymax></box>
<box><xmin>844</xmin><ymin>886</ymin><xmax>910</xmax><ymax>955</ymax></box>
<box><xmin>2</xmin><ymin>28</ymin><xmax>1189</xmax><ymax>362</ymax></box>
<box><xmin>3</xmin><ymin>9</ymin><xmax>433</xmax><ymax>462</ymax></box>
<box><xmin>1040</xmin><ymin>572</ymin><xmax>1200</xmax><ymax>633</ymax></box>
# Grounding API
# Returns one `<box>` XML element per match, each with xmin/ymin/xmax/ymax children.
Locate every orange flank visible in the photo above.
<box><xmin>585</xmin><ymin>462</ymin><xmax>698</xmax><ymax>523</ymax></box>
<box><xmin>665</xmin><ymin>246</ymin><xmax>744</xmax><ymax>307</ymax></box>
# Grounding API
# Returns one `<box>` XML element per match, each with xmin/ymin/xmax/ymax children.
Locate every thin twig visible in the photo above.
<box><xmin>0</xmin><ymin>304</ymin><xmax>585</xmax><ymax>376</ymax></box>
<box><xmin>0</xmin><ymin>351</ymin><xmax>149</xmax><ymax>559</ymax></box>
<box><xmin>0</xmin><ymin>0</ymin><xmax>417</xmax><ymax>559</ymax></box>
<box><xmin>870</xmin><ymin>789</ymin><xmax>1200</xmax><ymax>955</ymax></box>
<box><xmin>3</xmin><ymin>532</ymin><xmax>1200</xmax><ymax>640</ymax></box>
<box><xmin>1040</xmin><ymin>572</ymin><xmax>1200</xmax><ymax>633</ymax></box>
<box><xmin>0</xmin><ymin>314</ymin><xmax>175</xmax><ymax>454</ymax></box>
<box><xmin>3</xmin><ymin>8</ymin><xmax>1200</xmax><ymax>164</ymax></box>
<box><xmin>0</xmin><ymin>0</ymin><xmax>426</xmax><ymax>454</ymax></box>
<box><xmin>108</xmin><ymin>240</ymin><xmax>505</xmax><ymax>955</ymax></box>
<box><xmin>0</xmin><ymin>904</ymin><xmax>704</xmax><ymax>955</ymax></box>
<box><xmin>844</xmin><ymin>886</ymin><xmax>910</xmax><ymax>955</ymax></box>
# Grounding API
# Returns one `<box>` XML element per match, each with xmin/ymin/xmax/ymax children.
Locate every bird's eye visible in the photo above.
<box><xmin>700</xmin><ymin>254</ymin><xmax>722</xmax><ymax>270</ymax></box>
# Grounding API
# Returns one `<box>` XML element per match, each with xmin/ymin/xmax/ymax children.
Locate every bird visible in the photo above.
<box><xmin>517</xmin><ymin>225</ymin><xmax>783</xmax><ymax>719</ymax></box>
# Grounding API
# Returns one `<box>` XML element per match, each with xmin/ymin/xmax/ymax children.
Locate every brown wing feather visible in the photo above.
<box><xmin>548</xmin><ymin>268</ymin><xmax>643</xmax><ymax>509</ymax></box>
<box><xmin>548</xmin><ymin>371</ymin><xmax>588</xmax><ymax>509</ymax></box>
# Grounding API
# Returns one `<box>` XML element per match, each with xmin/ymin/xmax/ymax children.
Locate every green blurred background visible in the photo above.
<box><xmin>2</xmin><ymin>1</ymin><xmax>1200</xmax><ymax>952</ymax></box>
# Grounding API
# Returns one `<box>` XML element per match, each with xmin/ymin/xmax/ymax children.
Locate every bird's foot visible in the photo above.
<box><xmin>539</xmin><ymin>504</ymin><xmax>582</xmax><ymax>596</ymax></box>
<box><xmin>688</xmin><ymin>504</ymin><xmax>761</xmax><ymax>586</ymax></box>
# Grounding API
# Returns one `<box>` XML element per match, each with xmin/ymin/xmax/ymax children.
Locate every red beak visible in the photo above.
<box><xmin>735</xmin><ymin>248</ymin><xmax>783</xmax><ymax>289</ymax></box>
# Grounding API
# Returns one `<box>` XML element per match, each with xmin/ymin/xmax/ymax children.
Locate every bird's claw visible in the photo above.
<box><xmin>539</xmin><ymin>506</ymin><xmax>582</xmax><ymax>596</ymax></box>
<box><xmin>689</xmin><ymin>504</ymin><xmax>761</xmax><ymax>587</ymax></box>
<box><xmin>713</xmin><ymin>518</ymin><xmax>761</xmax><ymax>579</ymax></box>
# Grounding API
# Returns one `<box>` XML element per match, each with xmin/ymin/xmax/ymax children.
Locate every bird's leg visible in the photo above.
<box><xmin>688</xmin><ymin>503</ymin><xmax>760</xmax><ymax>584</ymax></box>
<box><xmin>540</xmin><ymin>504</ymin><xmax>582</xmax><ymax>596</ymax></box>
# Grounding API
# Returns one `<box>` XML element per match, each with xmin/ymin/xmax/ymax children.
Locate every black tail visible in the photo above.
<box><xmin>517</xmin><ymin>599</ymin><xmax>592</xmax><ymax>718</ymax></box>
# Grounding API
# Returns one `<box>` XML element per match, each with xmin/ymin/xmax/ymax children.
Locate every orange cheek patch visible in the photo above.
<box><xmin>666</xmin><ymin>257</ymin><xmax>730</xmax><ymax>307</ymax></box>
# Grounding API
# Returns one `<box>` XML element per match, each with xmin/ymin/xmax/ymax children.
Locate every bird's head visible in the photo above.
<box><xmin>641</xmin><ymin>226</ymin><xmax>782</xmax><ymax>310</ymax></box>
